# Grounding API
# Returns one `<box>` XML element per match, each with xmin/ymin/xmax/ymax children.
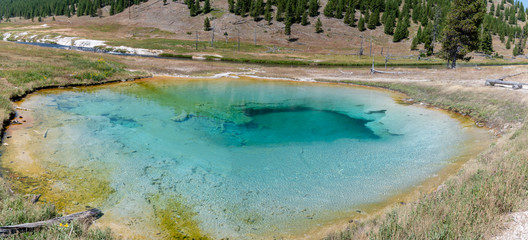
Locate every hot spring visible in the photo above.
<box><xmin>0</xmin><ymin>77</ymin><xmax>489</xmax><ymax>239</ymax></box>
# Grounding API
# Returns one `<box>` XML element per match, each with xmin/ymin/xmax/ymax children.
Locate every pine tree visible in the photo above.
<box><xmin>480</xmin><ymin>30</ymin><xmax>493</xmax><ymax>54</ymax></box>
<box><xmin>204</xmin><ymin>16</ymin><xmax>211</xmax><ymax>31</ymax></box>
<box><xmin>423</xmin><ymin>25</ymin><xmax>434</xmax><ymax>55</ymax></box>
<box><xmin>348</xmin><ymin>5</ymin><xmax>356</xmax><ymax>27</ymax></box>
<box><xmin>344</xmin><ymin>6</ymin><xmax>351</xmax><ymax>25</ymax></box>
<box><xmin>285</xmin><ymin>16</ymin><xmax>292</xmax><ymax>36</ymax></box>
<box><xmin>309</xmin><ymin>0</ymin><xmax>319</xmax><ymax>17</ymax></box>
<box><xmin>358</xmin><ymin>15</ymin><xmax>366</xmax><ymax>31</ymax></box>
<box><xmin>506</xmin><ymin>37</ymin><xmax>511</xmax><ymax>49</ymax></box>
<box><xmin>264</xmin><ymin>0</ymin><xmax>272</xmax><ymax>24</ymax></box>
<box><xmin>441</xmin><ymin>0</ymin><xmax>485</xmax><ymax>68</ymax></box>
<box><xmin>383</xmin><ymin>11</ymin><xmax>395</xmax><ymax>35</ymax></box>
<box><xmin>393</xmin><ymin>15</ymin><xmax>409</xmax><ymax>42</ymax></box>
<box><xmin>509</xmin><ymin>7</ymin><xmax>516</xmax><ymax>24</ymax></box>
<box><xmin>513</xmin><ymin>41</ymin><xmax>524</xmax><ymax>56</ymax></box>
<box><xmin>109</xmin><ymin>2</ymin><xmax>115</xmax><ymax>15</ymax></box>
<box><xmin>411</xmin><ymin>36</ymin><xmax>419</xmax><ymax>50</ymax></box>
<box><xmin>229</xmin><ymin>0</ymin><xmax>235</xmax><ymax>13</ymax></box>
<box><xmin>301</xmin><ymin>10</ymin><xmax>309</xmax><ymax>25</ymax></box>
<box><xmin>490</xmin><ymin>3</ymin><xmax>495</xmax><ymax>14</ymax></box>
<box><xmin>412</xmin><ymin>2</ymin><xmax>421</xmax><ymax>23</ymax></box>
<box><xmin>235</xmin><ymin>0</ymin><xmax>243</xmax><ymax>15</ymax></box>
<box><xmin>518</xmin><ymin>4</ymin><xmax>526</xmax><ymax>22</ymax></box>
<box><xmin>315</xmin><ymin>17</ymin><xmax>323</xmax><ymax>33</ymax></box>
<box><xmin>335</xmin><ymin>0</ymin><xmax>343</xmax><ymax>19</ymax></box>
<box><xmin>191</xmin><ymin>0</ymin><xmax>200</xmax><ymax>16</ymax></box>
<box><xmin>417</xmin><ymin>25</ymin><xmax>423</xmax><ymax>43</ymax></box>
<box><xmin>203</xmin><ymin>0</ymin><xmax>211</xmax><ymax>14</ymax></box>
<box><xmin>323</xmin><ymin>0</ymin><xmax>336</xmax><ymax>17</ymax></box>
<box><xmin>367</xmin><ymin>9</ymin><xmax>379</xmax><ymax>29</ymax></box>
<box><xmin>294</xmin><ymin>0</ymin><xmax>304</xmax><ymax>22</ymax></box>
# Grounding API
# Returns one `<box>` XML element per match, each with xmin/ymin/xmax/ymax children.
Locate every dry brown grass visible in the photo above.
<box><xmin>324</xmin><ymin>81</ymin><xmax>528</xmax><ymax>240</ymax></box>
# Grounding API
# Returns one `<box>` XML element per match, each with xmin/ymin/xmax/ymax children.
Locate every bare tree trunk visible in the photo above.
<box><xmin>359</xmin><ymin>36</ymin><xmax>364</xmax><ymax>56</ymax></box>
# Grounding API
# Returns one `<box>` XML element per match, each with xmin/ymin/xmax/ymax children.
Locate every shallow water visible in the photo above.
<box><xmin>1</xmin><ymin>77</ymin><xmax>488</xmax><ymax>239</ymax></box>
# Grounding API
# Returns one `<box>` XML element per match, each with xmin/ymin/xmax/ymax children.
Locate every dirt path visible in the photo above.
<box><xmin>495</xmin><ymin>211</ymin><xmax>528</xmax><ymax>240</ymax></box>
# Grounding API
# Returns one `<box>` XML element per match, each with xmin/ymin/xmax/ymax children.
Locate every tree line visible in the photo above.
<box><xmin>0</xmin><ymin>0</ymin><xmax>148</xmax><ymax>20</ymax></box>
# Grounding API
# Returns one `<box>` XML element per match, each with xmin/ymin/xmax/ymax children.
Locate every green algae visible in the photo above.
<box><xmin>148</xmin><ymin>194</ymin><xmax>209</xmax><ymax>240</ymax></box>
<box><xmin>2</xmin><ymin>161</ymin><xmax>115</xmax><ymax>213</ymax></box>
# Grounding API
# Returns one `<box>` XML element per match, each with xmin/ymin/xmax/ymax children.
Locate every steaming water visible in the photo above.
<box><xmin>1</xmin><ymin>78</ymin><xmax>486</xmax><ymax>238</ymax></box>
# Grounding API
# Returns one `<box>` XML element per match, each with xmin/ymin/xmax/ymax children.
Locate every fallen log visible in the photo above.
<box><xmin>485</xmin><ymin>79</ymin><xmax>524</xmax><ymax>89</ymax></box>
<box><xmin>0</xmin><ymin>208</ymin><xmax>102</xmax><ymax>234</ymax></box>
<box><xmin>496</xmin><ymin>71</ymin><xmax>528</xmax><ymax>80</ymax></box>
<box><xmin>371</xmin><ymin>68</ymin><xmax>407</xmax><ymax>74</ymax></box>
<box><xmin>15</xmin><ymin>107</ymin><xmax>32</xmax><ymax>111</ymax></box>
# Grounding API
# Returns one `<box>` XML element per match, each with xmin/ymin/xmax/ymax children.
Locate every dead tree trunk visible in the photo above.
<box><xmin>0</xmin><ymin>209</ymin><xmax>102</xmax><ymax>235</ymax></box>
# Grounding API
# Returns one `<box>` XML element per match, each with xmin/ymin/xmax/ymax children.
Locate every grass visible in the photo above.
<box><xmin>0</xmin><ymin>40</ymin><xmax>147</xmax><ymax>239</ymax></box>
<box><xmin>107</xmin><ymin>37</ymin><xmax>268</xmax><ymax>54</ymax></box>
<box><xmin>0</xmin><ymin>40</ymin><xmax>147</xmax><ymax>130</ymax></box>
<box><xmin>324</xmin><ymin>81</ymin><xmax>528</xmax><ymax>240</ymax></box>
<box><xmin>0</xmin><ymin>177</ymin><xmax>115</xmax><ymax>240</ymax></box>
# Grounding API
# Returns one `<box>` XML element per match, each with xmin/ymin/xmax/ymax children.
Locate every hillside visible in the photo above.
<box><xmin>0</xmin><ymin>0</ymin><xmax>527</xmax><ymax>62</ymax></box>
<box><xmin>0</xmin><ymin>0</ymin><xmax>526</xmax><ymax>57</ymax></box>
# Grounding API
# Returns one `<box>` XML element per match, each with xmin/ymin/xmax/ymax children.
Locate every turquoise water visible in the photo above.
<box><xmin>6</xmin><ymin>78</ymin><xmax>482</xmax><ymax>238</ymax></box>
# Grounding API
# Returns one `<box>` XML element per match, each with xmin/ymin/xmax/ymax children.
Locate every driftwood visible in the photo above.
<box><xmin>371</xmin><ymin>68</ymin><xmax>407</xmax><ymax>74</ymax></box>
<box><xmin>485</xmin><ymin>79</ymin><xmax>524</xmax><ymax>89</ymax></box>
<box><xmin>495</xmin><ymin>71</ymin><xmax>528</xmax><ymax>80</ymax></box>
<box><xmin>0</xmin><ymin>208</ymin><xmax>102</xmax><ymax>235</ymax></box>
<box><xmin>15</xmin><ymin>107</ymin><xmax>31</xmax><ymax>111</ymax></box>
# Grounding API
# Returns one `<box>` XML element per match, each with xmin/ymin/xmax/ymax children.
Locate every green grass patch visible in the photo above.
<box><xmin>79</xmin><ymin>24</ymin><xmax>123</xmax><ymax>33</ymax></box>
<box><xmin>107</xmin><ymin>37</ymin><xmax>268</xmax><ymax>53</ymax></box>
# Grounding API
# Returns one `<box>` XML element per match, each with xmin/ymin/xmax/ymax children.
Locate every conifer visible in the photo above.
<box><xmin>203</xmin><ymin>0</ymin><xmax>211</xmax><ymax>14</ymax></box>
<box><xmin>204</xmin><ymin>16</ymin><xmax>211</xmax><ymax>31</ymax></box>
<box><xmin>308</xmin><ymin>0</ymin><xmax>319</xmax><ymax>17</ymax></box>
<box><xmin>301</xmin><ymin>10</ymin><xmax>309</xmax><ymax>25</ymax></box>
<box><xmin>315</xmin><ymin>17</ymin><xmax>323</xmax><ymax>33</ymax></box>
<box><xmin>358</xmin><ymin>15</ymin><xmax>366</xmax><ymax>31</ymax></box>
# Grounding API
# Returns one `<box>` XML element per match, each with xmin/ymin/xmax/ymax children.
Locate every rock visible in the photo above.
<box><xmin>31</xmin><ymin>194</ymin><xmax>41</xmax><ymax>204</ymax></box>
<box><xmin>171</xmin><ymin>110</ymin><xmax>190</xmax><ymax>122</ymax></box>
